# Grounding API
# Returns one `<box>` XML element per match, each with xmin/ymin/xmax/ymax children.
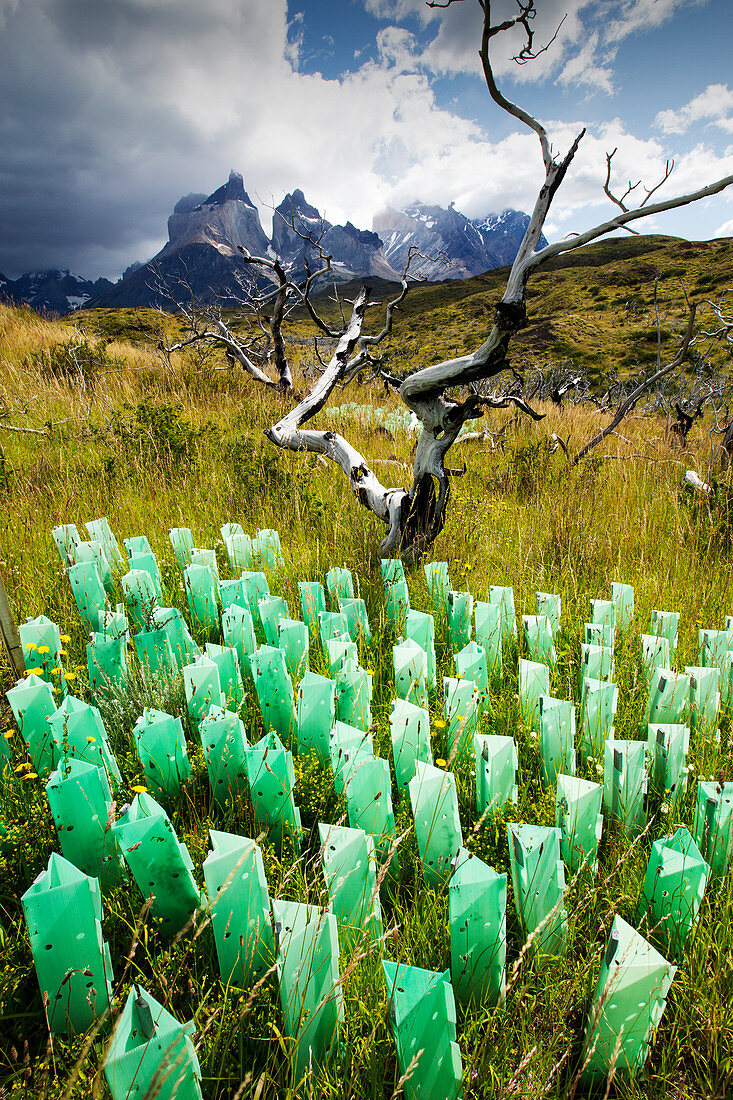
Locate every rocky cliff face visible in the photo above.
<box><xmin>373</xmin><ymin>202</ymin><xmax>546</xmax><ymax>281</ymax></box>
<box><xmin>0</xmin><ymin>269</ymin><xmax>114</xmax><ymax>314</ymax></box>
<box><xmin>163</xmin><ymin>170</ymin><xmax>271</xmax><ymax>259</ymax></box>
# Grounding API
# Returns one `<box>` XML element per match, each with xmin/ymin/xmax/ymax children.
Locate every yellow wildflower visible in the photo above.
<box><xmin>24</xmin><ymin>772</ymin><xmax>38</xmax><ymax>780</ymax></box>
<box><xmin>25</xmin><ymin>667</ymin><xmax>43</xmax><ymax>676</ymax></box>
<box><xmin>434</xmin><ymin>719</ymin><xmax>446</xmax><ymax>729</ymax></box>
<box><xmin>14</xmin><ymin>762</ymin><xmax>32</xmax><ymax>772</ymax></box>
<box><xmin>132</xmin><ymin>785</ymin><xmax>148</xmax><ymax>793</ymax></box>
<box><xmin>3</xmin><ymin>730</ymin><xmax>12</xmax><ymax>739</ymax></box>
<box><xmin>436</xmin><ymin>758</ymin><xmax>447</xmax><ymax>767</ymax></box>
<box><xmin>65</xmin><ymin>672</ymin><xmax>76</xmax><ymax>681</ymax></box>
<box><xmin>59</xmin><ymin>649</ymin><xmax>68</xmax><ymax>657</ymax></box>
<box><xmin>60</xmin><ymin>634</ymin><xmax>71</xmax><ymax>643</ymax></box>
<box><xmin>86</xmin><ymin>735</ymin><xmax>97</xmax><ymax>743</ymax></box>
<box><xmin>37</xmin><ymin>645</ymin><xmax>50</xmax><ymax>655</ymax></box>
<box><xmin>24</xmin><ymin>642</ymin><xmax>37</xmax><ymax>650</ymax></box>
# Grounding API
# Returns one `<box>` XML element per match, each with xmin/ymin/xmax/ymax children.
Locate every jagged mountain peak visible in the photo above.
<box><xmin>199</xmin><ymin>169</ymin><xmax>254</xmax><ymax>209</ymax></box>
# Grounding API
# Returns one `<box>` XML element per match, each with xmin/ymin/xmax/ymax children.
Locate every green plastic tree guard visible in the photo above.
<box><xmin>273</xmin><ymin>899</ymin><xmax>343</xmax><ymax>1081</ymax></box>
<box><xmin>645</xmin><ymin>668</ymin><xmax>690</xmax><ymax>724</ymax></box>
<box><xmin>133</xmin><ymin>709</ymin><xmax>191</xmax><ymax>798</ymax></box>
<box><xmin>409</xmin><ymin>761</ymin><xmax>463</xmax><ymax>887</ymax></box>
<box><xmin>99</xmin><ymin>604</ymin><xmax>129</xmax><ymax>642</ymax></box>
<box><xmin>190</xmin><ymin>546</ymin><xmax>219</xmax><ymax>586</ymax></box>
<box><xmin>69</xmin><ymin>560</ymin><xmax>106</xmax><ymax>633</ymax></box>
<box><xmin>152</xmin><ymin>606</ymin><xmax>200</xmax><ymax>667</ymax></box>
<box><xmin>646</xmin><ymin>723</ymin><xmax>689</xmax><ymax>806</ymax></box>
<box><xmin>298</xmin><ymin>580</ymin><xmax>326</xmax><ymax>631</ymax></box>
<box><xmin>555</xmin><ymin>774</ymin><xmax>603</xmax><ymax>875</ymax></box>
<box><xmin>382</xmin><ymin>960</ymin><xmax>462</xmax><ymax>1100</ymax></box>
<box><xmin>639</xmin><ymin>826</ymin><xmax>709</xmax><ymax>958</ymax></box>
<box><xmin>523</xmin><ymin>614</ymin><xmax>556</xmax><ymax>668</ymax></box>
<box><xmin>698</xmin><ymin>628</ymin><xmax>730</xmax><ymax>673</ymax></box>
<box><xmin>22</xmin><ymin>853</ymin><xmax>114</xmax><ymax>1035</ymax></box>
<box><xmin>603</xmin><ymin>739</ymin><xmax>647</xmax><ymax>836</ymax></box>
<box><xmin>124</xmin><ymin>535</ymin><xmax>153</xmax><ymax>558</ymax></box>
<box><xmin>405</xmin><ymin>608</ymin><xmax>437</xmax><ymax>687</ymax></box>
<box><xmin>581</xmin><ymin>641</ymin><xmax>614</xmax><ymax>686</ymax></box>
<box><xmin>443</xmin><ymin>676</ymin><xmax>480</xmax><ymax>762</ymax></box>
<box><xmin>103</xmin><ymin>984</ymin><xmax>202</xmax><ymax>1100</ymax></box>
<box><xmin>475</xmin><ymin>733</ymin><xmax>518</xmax><ymax>813</ymax></box>
<box><xmin>250</xmin><ymin>645</ymin><xmax>296</xmax><ymax>740</ymax></box>
<box><xmin>449</xmin><ymin>847</ymin><xmax>506</xmax><ymax>1006</ymax></box>
<box><xmin>325</xmin><ymin>635</ymin><xmax>358</xmax><ymax>674</ymax></box>
<box><xmin>258</xmin><ymin>594</ymin><xmax>289</xmax><ymax>647</ymax></box>
<box><xmin>296</xmin><ymin>671</ymin><xmax>335</xmax><ymax>764</ymax></box>
<box><xmin>127</xmin><ymin>551</ymin><xmax>163</xmax><ymax>601</ymax></box>
<box><xmin>650</xmin><ymin>608</ymin><xmax>679</xmax><ymax>652</ymax></box>
<box><xmin>539</xmin><ymin>695</ymin><xmax>576</xmax><ymax>787</ymax></box>
<box><xmin>46</xmin><ymin>756</ymin><xmax>125</xmax><ymax>887</ymax></box>
<box><xmin>203</xmin><ymin>831</ymin><xmax>274</xmax><ymax>986</ymax></box>
<box><xmin>474</xmin><ymin>600</ymin><xmax>503</xmax><ymax>677</ymax></box>
<box><xmin>200</xmin><ymin>706</ymin><xmax>249</xmax><ymax>806</ymax></box>
<box><xmin>121</xmin><ymin>568</ymin><xmax>159</xmax><ymax>631</ymax></box>
<box><xmin>221</xmin><ymin>603</ymin><xmax>256</xmax><ymax>681</ymax></box>
<box><xmin>686</xmin><ymin>665</ymin><xmax>720</xmax><ymax>733</ymax></box>
<box><xmin>508</xmin><ymin>823</ymin><xmax>567</xmax><ymax>958</ymax></box>
<box><xmin>113</xmin><ymin>792</ymin><xmax>202</xmax><ymax>934</ymax></box>
<box><xmin>641</xmin><ymin>633</ymin><xmax>670</xmax><ymax>677</ymax></box>
<box><xmin>252</xmin><ymin>528</ymin><xmax>284</xmax><ymax>570</ymax></box>
<box><xmin>48</xmin><ymin>695</ymin><xmax>122</xmax><ymax>781</ymax></box>
<box><xmin>611</xmin><ymin>582</ymin><xmax>634</xmax><ymax>630</ymax></box>
<box><xmin>87</xmin><ymin>634</ymin><xmax>127</xmax><ymax>699</ymax></box>
<box><xmin>339</xmin><ymin>597</ymin><xmax>371</xmax><ymax>644</ymax></box>
<box><xmin>490</xmin><ymin>584</ymin><xmax>517</xmax><ymax>641</ymax></box>
<box><xmin>219</xmin><ymin>577</ymin><xmax>246</xmax><ymax>613</ymax></box>
<box><xmin>246</xmin><ymin>731</ymin><xmax>302</xmax><ymax>842</ymax></box>
<box><xmin>390</xmin><ymin>697</ymin><xmax>432</xmax><ymax>791</ymax></box>
<box><xmin>220</xmin><ymin>521</ymin><xmax>243</xmax><ymax>541</ymax></box>
<box><xmin>581</xmin><ymin>915</ymin><xmax>675</xmax><ymax>1084</ymax></box>
<box><xmin>345</xmin><ymin>755</ymin><xmax>398</xmax><ymax>868</ymax></box>
<box><xmin>536</xmin><ymin>592</ymin><xmax>561</xmax><ymax>635</ymax></box>
<box><xmin>381</xmin><ymin>558</ymin><xmax>410</xmax><ymax>622</ymax></box>
<box><xmin>183</xmin><ymin>655</ymin><xmax>224</xmax><ymax>730</ymax></box>
<box><xmin>584</xmin><ymin>621</ymin><xmax>615</xmax><ymax>649</ymax></box>
<box><xmin>580</xmin><ymin>678</ymin><xmax>618</xmax><ymax>764</ymax></box>
<box><xmin>326</xmin><ymin>566</ymin><xmax>354</xmax><ymax>602</ymax></box>
<box><xmin>319</xmin><ymin>822</ymin><xmax>382</xmax><ymax>936</ymax></box>
<box><xmin>335</xmin><ymin>657</ymin><xmax>372</xmax><ymax>731</ymax></box>
<box><xmin>184</xmin><ymin>562</ymin><xmax>219</xmax><ymax>633</ymax></box>
<box><xmin>242</xmin><ymin>570</ymin><xmax>270</xmax><ymax>629</ymax></box>
<box><xmin>224</xmin><ymin>531</ymin><xmax>254</xmax><ymax>573</ymax></box>
<box><xmin>329</xmin><ymin>721</ymin><xmax>374</xmax><ymax>795</ymax></box>
<box><xmin>6</xmin><ymin>673</ymin><xmax>57</xmax><ymax>775</ymax></box>
<box><xmin>692</xmin><ymin>780</ymin><xmax>733</xmax><ymax>877</ymax></box>
<box><xmin>447</xmin><ymin>590</ymin><xmax>473</xmax><ymax>651</ymax></box>
<box><xmin>52</xmin><ymin>523</ymin><xmax>81</xmax><ymax>566</ymax></box>
<box><xmin>518</xmin><ymin>658</ymin><xmax>550</xmax><ymax>729</ymax></box>
<box><xmin>205</xmin><ymin>642</ymin><xmax>244</xmax><ymax>709</ymax></box>
<box><xmin>424</xmin><ymin>560</ymin><xmax>451</xmax><ymax>612</ymax></box>
<box><xmin>394</xmin><ymin>638</ymin><xmax>429</xmax><ymax>709</ymax></box>
<box><xmin>134</xmin><ymin>628</ymin><xmax>177</xmax><ymax>679</ymax></box>
<box><xmin>75</xmin><ymin>539</ymin><xmax>114</xmax><ymax>595</ymax></box>
<box><xmin>169</xmin><ymin>527</ymin><xmax>195</xmax><ymax>569</ymax></box>
<box><xmin>20</xmin><ymin>614</ymin><xmax>64</xmax><ymax>685</ymax></box>
<box><xmin>318</xmin><ymin>608</ymin><xmax>351</xmax><ymax>648</ymax></box>
<box><xmin>455</xmin><ymin>640</ymin><xmax>489</xmax><ymax>708</ymax></box>
<box><xmin>590</xmin><ymin>598</ymin><xmax>616</xmax><ymax>628</ymax></box>
<box><xmin>277</xmin><ymin>617</ymin><xmax>309</xmax><ymax>681</ymax></box>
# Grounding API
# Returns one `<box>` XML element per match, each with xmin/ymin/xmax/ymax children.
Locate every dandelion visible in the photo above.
<box><xmin>60</xmin><ymin>634</ymin><xmax>71</xmax><ymax>643</ymax></box>
<box><xmin>24</xmin><ymin>772</ymin><xmax>38</xmax><ymax>780</ymax></box>
<box><xmin>24</xmin><ymin>642</ymin><xmax>37</xmax><ymax>650</ymax></box>
<box><xmin>59</xmin><ymin>649</ymin><xmax>68</xmax><ymax>657</ymax></box>
<box><xmin>3</xmin><ymin>730</ymin><xmax>13</xmax><ymax>739</ymax></box>
<box><xmin>37</xmin><ymin>645</ymin><xmax>50</xmax><ymax>655</ymax></box>
<box><xmin>434</xmin><ymin>719</ymin><xmax>446</xmax><ymax>729</ymax></box>
<box><xmin>132</xmin><ymin>785</ymin><xmax>148</xmax><ymax>793</ymax></box>
<box><xmin>14</xmin><ymin>762</ymin><xmax>32</xmax><ymax>772</ymax></box>
<box><xmin>25</xmin><ymin>666</ymin><xmax>43</xmax><ymax>676</ymax></box>
<box><xmin>436</xmin><ymin>758</ymin><xmax>447</xmax><ymax>768</ymax></box>
<box><xmin>87</xmin><ymin>735</ymin><xmax>97</xmax><ymax>743</ymax></box>
<box><xmin>65</xmin><ymin>672</ymin><xmax>76</xmax><ymax>681</ymax></box>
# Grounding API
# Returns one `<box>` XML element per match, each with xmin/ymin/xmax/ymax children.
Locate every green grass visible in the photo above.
<box><xmin>0</xmin><ymin>292</ymin><xmax>732</xmax><ymax>1099</ymax></box>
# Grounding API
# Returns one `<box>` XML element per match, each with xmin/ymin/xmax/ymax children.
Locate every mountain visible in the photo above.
<box><xmin>373</xmin><ymin>203</ymin><xmax>547</xmax><ymax>280</ymax></box>
<box><xmin>0</xmin><ymin>269</ymin><xmax>114</xmax><ymax>314</ymax></box>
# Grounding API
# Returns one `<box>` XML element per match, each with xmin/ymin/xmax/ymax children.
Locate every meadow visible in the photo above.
<box><xmin>0</xmin><ymin>277</ymin><xmax>732</xmax><ymax>1100</ymax></box>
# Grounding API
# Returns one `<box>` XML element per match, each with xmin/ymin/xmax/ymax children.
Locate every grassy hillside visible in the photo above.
<box><xmin>0</xmin><ymin>246</ymin><xmax>732</xmax><ymax>1100</ymax></box>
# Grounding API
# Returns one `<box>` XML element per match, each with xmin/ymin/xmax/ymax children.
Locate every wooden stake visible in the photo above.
<box><xmin>0</xmin><ymin>569</ymin><xmax>25</xmax><ymax>679</ymax></box>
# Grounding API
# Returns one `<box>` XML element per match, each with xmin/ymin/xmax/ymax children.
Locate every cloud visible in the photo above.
<box><xmin>605</xmin><ymin>0</ymin><xmax>707</xmax><ymax>42</ymax></box>
<box><xmin>655</xmin><ymin>83</ymin><xmax>733</xmax><ymax>134</ymax></box>
<box><xmin>714</xmin><ymin>217</ymin><xmax>733</xmax><ymax>236</ymax></box>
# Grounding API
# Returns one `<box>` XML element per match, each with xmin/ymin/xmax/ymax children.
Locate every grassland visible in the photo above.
<box><xmin>1</xmin><ymin>233</ymin><xmax>733</xmax><ymax>1099</ymax></box>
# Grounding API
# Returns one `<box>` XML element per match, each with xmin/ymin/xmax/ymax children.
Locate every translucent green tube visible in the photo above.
<box><xmin>345</xmin><ymin>755</ymin><xmax>398</xmax><ymax>869</ymax></box>
<box><xmin>475</xmin><ymin>733</ymin><xmax>518</xmax><ymax>813</ymax></box>
<box><xmin>221</xmin><ymin>603</ymin><xmax>256</xmax><ymax>681</ymax></box>
<box><xmin>258</xmin><ymin>594</ymin><xmax>289</xmax><ymax>647</ymax></box>
<box><xmin>518</xmin><ymin>658</ymin><xmax>549</xmax><ymax>729</ymax></box>
<box><xmin>536</xmin><ymin>592</ymin><xmax>561</xmax><ymax>635</ymax></box>
<box><xmin>639</xmin><ymin>826</ymin><xmax>709</xmax><ymax>958</ymax></box>
<box><xmin>319</xmin><ymin>822</ymin><xmax>382</xmax><ymax>937</ymax></box>
<box><xmin>405</xmin><ymin>608</ymin><xmax>436</xmax><ymax>687</ymax></box>
<box><xmin>183</xmin><ymin>562</ymin><xmax>219</xmax><ymax>633</ymax></box>
<box><xmin>579</xmin><ymin>678</ymin><xmax>618</xmax><ymax>764</ymax></box>
<box><xmin>6</xmin><ymin>673</ymin><xmax>57</xmax><ymax>776</ymax></box>
<box><xmin>133</xmin><ymin>709</ymin><xmax>191</xmax><ymax>798</ymax></box>
<box><xmin>277</xmin><ymin>617</ymin><xmax>309</xmax><ymax>682</ymax></box>
<box><xmin>556</xmin><ymin>774</ymin><xmax>603</xmax><ymax>875</ymax></box>
<box><xmin>447</xmin><ymin>590</ymin><xmax>473</xmax><ymax>651</ymax></box>
<box><xmin>298</xmin><ymin>580</ymin><xmax>326</xmax><ymax>631</ymax></box>
<box><xmin>329</xmin><ymin>721</ymin><xmax>374</xmax><ymax>795</ymax></box>
<box><xmin>205</xmin><ymin>642</ymin><xmax>244</xmax><ymax>710</ymax></box>
<box><xmin>183</xmin><ymin>655</ymin><xmax>224</xmax><ymax>731</ymax></box>
<box><xmin>489</xmin><ymin>585</ymin><xmax>516</xmax><ymax>641</ymax></box>
<box><xmin>48</xmin><ymin>695</ymin><xmax>121</xmax><ymax>781</ymax></box>
<box><xmin>474</xmin><ymin>600</ymin><xmax>503</xmax><ymax>676</ymax></box>
<box><xmin>646</xmin><ymin>723</ymin><xmax>689</xmax><ymax>807</ymax></box>
<box><xmin>296</xmin><ymin>671</ymin><xmax>335</xmax><ymax>765</ymax></box>
<box><xmin>389</xmin><ymin>697</ymin><xmax>432</xmax><ymax>791</ymax></box>
<box><xmin>134</xmin><ymin>628</ymin><xmax>177</xmax><ymax>679</ymax></box>
<box><xmin>339</xmin><ymin>597</ymin><xmax>371</xmax><ymax>645</ymax></box>
<box><xmin>645</xmin><ymin>668</ymin><xmax>690</xmax><ymax>725</ymax></box>
<box><xmin>250</xmin><ymin>645</ymin><xmax>296</xmax><ymax>741</ymax></box>
<box><xmin>246</xmin><ymin>731</ymin><xmax>302</xmax><ymax>842</ymax></box>
<box><xmin>22</xmin><ymin>853</ymin><xmax>114</xmax><ymax>1035</ymax></box>
<box><xmin>69</xmin><ymin>561</ymin><xmax>106</xmax><ymax>633</ymax></box>
<box><xmin>203</xmin><ymin>831</ymin><xmax>274</xmax><ymax>986</ymax></box>
<box><xmin>393</xmin><ymin>638</ymin><xmax>429</xmax><ymax>709</ymax></box>
<box><xmin>508</xmin><ymin>823</ymin><xmax>567</xmax><ymax>958</ymax></box>
<box><xmin>449</xmin><ymin>847</ymin><xmax>506</xmax><ymax>1006</ymax></box>
<box><xmin>539</xmin><ymin>696</ymin><xmax>576</xmax><ymax>787</ymax></box>
<box><xmin>444</xmin><ymin>676</ymin><xmax>480</xmax><ymax>762</ymax></box>
<box><xmin>326</xmin><ymin>566</ymin><xmax>354</xmax><ymax>601</ymax></box>
<box><xmin>686</xmin><ymin>665</ymin><xmax>720</xmax><ymax>733</ymax></box>
<box><xmin>46</xmin><ymin>757</ymin><xmax>125</xmax><ymax>888</ymax></box>
<box><xmin>381</xmin><ymin>558</ymin><xmax>410</xmax><ymax>622</ymax></box>
<box><xmin>522</xmin><ymin>614</ymin><xmax>556</xmax><ymax>668</ymax></box>
<box><xmin>454</xmin><ymin>640</ymin><xmax>489</xmax><ymax>706</ymax></box>
<box><xmin>200</xmin><ymin>706</ymin><xmax>249</xmax><ymax>807</ymax></box>
<box><xmin>409</xmin><ymin>761</ymin><xmax>463</xmax><ymax>888</ymax></box>
<box><xmin>335</xmin><ymin>658</ymin><xmax>372</xmax><ymax>732</ymax></box>
<box><xmin>169</xmin><ymin>526</ymin><xmax>195</xmax><ymax>569</ymax></box>
<box><xmin>603</xmin><ymin>739</ymin><xmax>647</xmax><ymax>836</ymax></box>
<box><xmin>692</xmin><ymin>780</ymin><xmax>733</xmax><ymax>877</ymax></box>
<box><xmin>152</xmin><ymin>606</ymin><xmax>200</xmax><ymax>668</ymax></box>
<box><xmin>87</xmin><ymin>634</ymin><xmax>127</xmax><ymax>701</ymax></box>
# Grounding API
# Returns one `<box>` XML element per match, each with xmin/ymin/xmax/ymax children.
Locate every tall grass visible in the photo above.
<box><xmin>0</xmin><ymin>303</ymin><xmax>732</xmax><ymax>1098</ymax></box>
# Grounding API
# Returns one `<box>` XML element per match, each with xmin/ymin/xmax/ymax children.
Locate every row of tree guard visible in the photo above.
<box><xmin>5</xmin><ymin>516</ymin><xmax>733</xmax><ymax>1096</ymax></box>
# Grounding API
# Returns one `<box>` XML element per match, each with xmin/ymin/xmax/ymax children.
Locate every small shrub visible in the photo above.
<box><xmin>31</xmin><ymin>336</ymin><xmax>111</xmax><ymax>386</ymax></box>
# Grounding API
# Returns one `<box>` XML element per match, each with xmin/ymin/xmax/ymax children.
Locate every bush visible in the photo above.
<box><xmin>31</xmin><ymin>336</ymin><xmax>111</xmax><ymax>386</ymax></box>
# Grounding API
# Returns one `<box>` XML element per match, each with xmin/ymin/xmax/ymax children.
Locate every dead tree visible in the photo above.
<box><xmin>168</xmin><ymin>1</ymin><xmax>733</xmax><ymax>558</ymax></box>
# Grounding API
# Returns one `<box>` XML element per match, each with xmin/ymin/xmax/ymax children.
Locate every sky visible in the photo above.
<box><xmin>0</xmin><ymin>0</ymin><xmax>731</xmax><ymax>280</ymax></box>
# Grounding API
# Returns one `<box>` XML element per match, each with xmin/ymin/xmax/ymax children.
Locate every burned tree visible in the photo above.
<box><xmin>166</xmin><ymin>0</ymin><xmax>733</xmax><ymax>559</ymax></box>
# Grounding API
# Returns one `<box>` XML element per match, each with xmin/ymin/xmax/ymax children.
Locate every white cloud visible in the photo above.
<box><xmin>714</xmin><ymin>217</ymin><xmax>733</xmax><ymax>236</ymax></box>
<box><xmin>655</xmin><ymin>83</ymin><xmax>733</xmax><ymax>134</ymax></box>
<box><xmin>605</xmin><ymin>0</ymin><xmax>707</xmax><ymax>42</ymax></box>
